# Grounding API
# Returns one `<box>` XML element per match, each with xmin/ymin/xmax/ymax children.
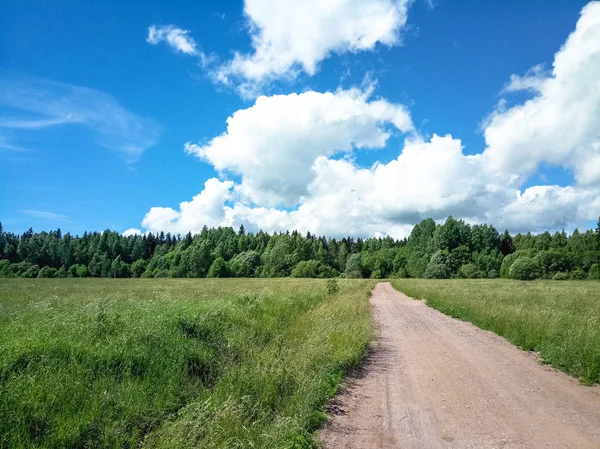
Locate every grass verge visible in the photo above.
<box><xmin>391</xmin><ymin>279</ymin><xmax>600</xmax><ymax>385</ymax></box>
<box><xmin>0</xmin><ymin>278</ymin><xmax>374</xmax><ymax>448</ymax></box>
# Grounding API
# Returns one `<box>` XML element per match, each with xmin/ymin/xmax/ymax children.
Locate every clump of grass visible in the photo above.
<box><xmin>0</xmin><ymin>278</ymin><xmax>375</xmax><ymax>448</ymax></box>
<box><xmin>391</xmin><ymin>279</ymin><xmax>600</xmax><ymax>385</ymax></box>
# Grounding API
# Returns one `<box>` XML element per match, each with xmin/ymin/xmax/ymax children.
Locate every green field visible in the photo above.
<box><xmin>391</xmin><ymin>279</ymin><xmax>600</xmax><ymax>385</ymax></box>
<box><xmin>0</xmin><ymin>278</ymin><xmax>374</xmax><ymax>449</ymax></box>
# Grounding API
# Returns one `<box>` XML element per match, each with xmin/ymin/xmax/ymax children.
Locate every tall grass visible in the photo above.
<box><xmin>391</xmin><ymin>279</ymin><xmax>600</xmax><ymax>385</ymax></box>
<box><xmin>0</xmin><ymin>278</ymin><xmax>374</xmax><ymax>448</ymax></box>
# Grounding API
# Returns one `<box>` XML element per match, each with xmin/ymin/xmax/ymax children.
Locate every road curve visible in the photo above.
<box><xmin>319</xmin><ymin>282</ymin><xmax>600</xmax><ymax>449</ymax></box>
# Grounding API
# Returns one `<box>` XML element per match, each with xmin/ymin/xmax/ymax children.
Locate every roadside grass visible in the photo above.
<box><xmin>0</xmin><ymin>278</ymin><xmax>375</xmax><ymax>448</ymax></box>
<box><xmin>391</xmin><ymin>279</ymin><xmax>600</xmax><ymax>385</ymax></box>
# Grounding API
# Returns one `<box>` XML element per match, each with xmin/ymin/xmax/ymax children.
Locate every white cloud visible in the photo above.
<box><xmin>185</xmin><ymin>87</ymin><xmax>414</xmax><ymax>206</ymax></box>
<box><xmin>22</xmin><ymin>209</ymin><xmax>72</xmax><ymax>223</ymax></box>
<box><xmin>139</xmin><ymin>2</ymin><xmax>600</xmax><ymax>238</ymax></box>
<box><xmin>482</xmin><ymin>1</ymin><xmax>600</xmax><ymax>187</ymax></box>
<box><xmin>147</xmin><ymin>25</ymin><xmax>199</xmax><ymax>55</ymax></box>
<box><xmin>123</xmin><ymin>228</ymin><xmax>142</xmax><ymax>237</ymax></box>
<box><xmin>0</xmin><ymin>77</ymin><xmax>159</xmax><ymax>162</ymax></box>
<box><xmin>214</xmin><ymin>0</ymin><xmax>411</xmax><ymax>94</ymax></box>
<box><xmin>497</xmin><ymin>185</ymin><xmax>600</xmax><ymax>234</ymax></box>
<box><xmin>141</xmin><ymin>178</ymin><xmax>234</xmax><ymax>235</ymax></box>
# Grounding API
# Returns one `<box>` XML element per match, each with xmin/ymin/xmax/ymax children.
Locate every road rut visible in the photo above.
<box><xmin>319</xmin><ymin>282</ymin><xmax>600</xmax><ymax>449</ymax></box>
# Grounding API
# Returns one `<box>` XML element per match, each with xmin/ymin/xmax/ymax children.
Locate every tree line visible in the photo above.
<box><xmin>1</xmin><ymin>217</ymin><xmax>599</xmax><ymax>280</ymax></box>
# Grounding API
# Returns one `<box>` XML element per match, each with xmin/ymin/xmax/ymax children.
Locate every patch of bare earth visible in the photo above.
<box><xmin>319</xmin><ymin>282</ymin><xmax>600</xmax><ymax>449</ymax></box>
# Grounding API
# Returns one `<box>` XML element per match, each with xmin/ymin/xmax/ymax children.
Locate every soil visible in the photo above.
<box><xmin>319</xmin><ymin>282</ymin><xmax>600</xmax><ymax>449</ymax></box>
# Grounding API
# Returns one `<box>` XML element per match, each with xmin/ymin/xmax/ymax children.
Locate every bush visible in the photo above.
<box><xmin>37</xmin><ymin>266</ymin><xmax>57</xmax><ymax>278</ymax></box>
<box><xmin>207</xmin><ymin>257</ymin><xmax>229</xmax><ymax>278</ymax></box>
<box><xmin>326</xmin><ymin>279</ymin><xmax>340</xmax><ymax>295</ymax></box>
<box><xmin>423</xmin><ymin>263</ymin><xmax>450</xmax><ymax>279</ymax></box>
<box><xmin>589</xmin><ymin>263</ymin><xmax>600</xmax><ymax>280</ymax></box>
<box><xmin>54</xmin><ymin>266</ymin><xmax>67</xmax><ymax>278</ymax></box>
<box><xmin>130</xmin><ymin>259</ymin><xmax>147</xmax><ymax>278</ymax></box>
<box><xmin>509</xmin><ymin>257</ymin><xmax>539</xmax><ymax>280</ymax></box>
<box><xmin>76</xmin><ymin>265</ymin><xmax>89</xmax><ymax>278</ymax></box>
<box><xmin>458</xmin><ymin>263</ymin><xmax>480</xmax><ymax>279</ymax></box>
<box><xmin>292</xmin><ymin>260</ymin><xmax>332</xmax><ymax>278</ymax></box>
<box><xmin>552</xmin><ymin>272</ymin><xmax>569</xmax><ymax>280</ymax></box>
<box><xmin>571</xmin><ymin>268</ymin><xmax>587</xmax><ymax>280</ymax></box>
<box><xmin>488</xmin><ymin>269</ymin><xmax>499</xmax><ymax>279</ymax></box>
<box><xmin>395</xmin><ymin>267</ymin><xmax>408</xmax><ymax>278</ymax></box>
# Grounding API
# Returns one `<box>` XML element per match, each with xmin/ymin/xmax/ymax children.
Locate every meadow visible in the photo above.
<box><xmin>391</xmin><ymin>279</ymin><xmax>600</xmax><ymax>384</ymax></box>
<box><xmin>0</xmin><ymin>278</ymin><xmax>374</xmax><ymax>448</ymax></box>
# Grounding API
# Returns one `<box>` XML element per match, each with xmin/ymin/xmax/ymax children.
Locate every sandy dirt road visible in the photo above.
<box><xmin>319</xmin><ymin>282</ymin><xmax>600</xmax><ymax>449</ymax></box>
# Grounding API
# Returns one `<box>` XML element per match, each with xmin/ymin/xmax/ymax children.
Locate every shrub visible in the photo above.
<box><xmin>458</xmin><ymin>263</ymin><xmax>479</xmax><ymax>279</ymax></box>
<box><xmin>207</xmin><ymin>257</ymin><xmax>229</xmax><ymax>278</ymax></box>
<box><xmin>423</xmin><ymin>263</ymin><xmax>450</xmax><ymax>279</ymax></box>
<box><xmin>54</xmin><ymin>266</ymin><xmax>67</xmax><ymax>278</ymax></box>
<box><xmin>552</xmin><ymin>272</ymin><xmax>569</xmax><ymax>280</ymax></box>
<box><xmin>130</xmin><ymin>259</ymin><xmax>147</xmax><ymax>278</ymax></box>
<box><xmin>509</xmin><ymin>257</ymin><xmax>539</xmax><ymax>280</ymax></box>
<box><xmin>292</xmin><ymin>260</ymin><xmax>332</xmax><ymax>278</ymax></box>
<box><xmin>589</xmin><ymin>263</ymin><xmax>600</xmax><ymax>280</ymax></box>
<box><xmin>500</xmin><ymin>253</ymin><xmax>519</xmax><ymax>278</ymax></box>
<box><xmin>488</xmin><ymin>269</ymin><xmax>499</xmax><ymax>279</ymax></box>
<box><xmin>326</xmin><ymin>279</ymin><xmax>340</xmax><ymax>295</ymax></box>
<box><xmin>76</xmin><ymin>265</ymin><xmax>89</xmax><ymax>278</ymax></box>
<box><xmin>395</xmin><ymin>267</ymin><xmax>408</xmax><ymax>278</ymax></box>
<box><xmin>37</xmin><ymin>266</ymin><xmax>57</xmax><ymax>278</ymax></box>
<box><xmin>570</xmin><ymin>268</ymin><xmax>587</xmax><ymax>280</ymax></box>
<box><xmin>370</xmin><ymin>269</ymin><xmax>383</xmax><ymax>279</ymax></box>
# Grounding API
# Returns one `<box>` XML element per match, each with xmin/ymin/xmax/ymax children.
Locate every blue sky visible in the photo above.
<box><xmin>1</xmin><ymin>0</ymin><xmax>599</xmax><ymax>238</ymax></box>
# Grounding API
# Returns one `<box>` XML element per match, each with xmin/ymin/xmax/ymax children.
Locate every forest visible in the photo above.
<box><xmin>1</xmin><ymin>217</ymin><xmax>600</xmax><ymax>281</ymax></box>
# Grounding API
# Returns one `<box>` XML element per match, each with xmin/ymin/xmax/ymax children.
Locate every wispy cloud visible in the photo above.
<box><xmin>0</xmin><ymin>76</ymin><xmax>160</xmax><ymax>162</ymax></box>
<box><xmin>147</xmin><ymin>25</ymin><xmax>199</xmax><ymax>56</ymax></box>
<box><xmin>0</xmin><ymin>114</ymin><xmax>79</xmax><ymax>129</ymax></box>
<box><xmin>21</xmin><ymin>209</ymin><xmax>73</xmax><ymax>223</ymax></box>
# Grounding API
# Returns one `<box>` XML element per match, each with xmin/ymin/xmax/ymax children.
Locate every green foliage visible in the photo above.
<box><xmin>391</xmin><ymin>279</ymin><xmax>600</xmax><ymax>385</ymax></box>
<box><xmin>0</xmin><ymin>278</ymin><xmax>374</xmax><ymax>448</ymax></box>
<box><xmin>457</xmin><ymin>263</ymin><xmax>484</xmax><ymax>279</ymax></box>
<box><xmin>589</xmin><ymin>263</ymin><xmax>600</xmax><ymax>280</ymax></box>
<box><xmin>292</xmin><ymin>260</ymin><xmax>332</xmax><ymax>278</ymax></box>
<box><xmin>37</xmin><ymin>266</ymin><xmax>57</xmax><ymax>278</ymax></box>
<box><xmin>487</xmin><ymin>269</ymin><xmax>499</xmax><ymax>279</ymax></box>
<box><xmin>423</xmin><ymin>263</ymin><xmax>450</xmax><ymax>279</ymax></box>
<box><xmin>552</xmin><ymin>272</ymin><xmax>570</xmax><ymax>280</ymax></box>
<box><xmin>571</xmin><ymin>268</ymin><xmax>587</xmax><ymax>280</ymax></box>
<box><xmin>1</xmin><ymin>216</ymin><xmax>599</xmax><ymax>281</ymax></box>
<box><xmin>207</xmin><ymin>257</ymin><xmax>229</xmax><ymax>278</ymax></box>
<box><xmin>509</xmin><ymin>257</ymin><xmax>540</xmax><ymax>280</ymax></box>
<box><xmin>229</xmin><ymin>250</ymin><xmax>261</xmax><ymax>277</ymax></box>
<box><xmin>344</xmin><ymin>253</ymin><xmax>362</xmax><ymax>278</ymax></box>
<box><xmin>326</xmin><ymin>278</ymin><xmax>340</xmax><ymax>294</ymax></box>
<box><xmin>130</xmin><ymin>259</ymin><xmax>147</xmax><ymax>278</ymax></box>
<box><xmin>76</xmin><ymin>265</ymin><xmax>89</xmax><ymax>278</ymax></box>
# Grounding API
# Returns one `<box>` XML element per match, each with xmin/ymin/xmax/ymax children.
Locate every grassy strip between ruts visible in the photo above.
<box><xmin>0</xmin><ymin>278</ymin><xmax>375</xmax><ymax>448</ymax></box>
<box><xmin>391</xmin><ymin>279</ymin><xmax>600</xmax><ymax>385</ymax></box>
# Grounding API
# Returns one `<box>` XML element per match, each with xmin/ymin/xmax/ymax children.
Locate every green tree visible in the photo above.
<box><xmin>208</xmin><ymin>257</ymin><xmax>229</xmax><ymax>278</ymax></box>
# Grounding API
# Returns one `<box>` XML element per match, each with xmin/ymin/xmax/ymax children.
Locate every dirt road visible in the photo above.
<box><xmin>319</xmin><ymin>282</ymin><xmax>600</xmax><ymax>449</ymax></box>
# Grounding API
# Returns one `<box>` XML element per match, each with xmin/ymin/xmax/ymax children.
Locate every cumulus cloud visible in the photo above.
<box><xmin>147</xmin><ymin>25</ymin><xmax>200</xmax><ymax>55</ymax></box>
<box><xmin>184</xmin><ymin>87</ymin><xmax>414</xmax><ymax>206</ymax></box>
<box><xmin>141</xmin><ymin>178</ymin><xmax>234</xmax><ymax>235</ymax></box>
<box><xmin>0</xmin><ymin>76</ymin><xmax>159</xmax><ymax>162</ymax></box>
<box><xmin>139</xmin><ymin>1</ymin><xmax>600</xmax><ymax>238</ymax></box>
<box><xmin>213</xmin><ymin>0</ymin><xmax>410</xmax><ymax>95</ymax></box>
<box><xmin>122</xmin><ymin>228</ymin><xmax>142</xmax><ymax>237</ymax></box>
<box><xmin>482</xmin><ymin>1</ymin><xmax>600</xmax><ymax>187</ymax></box>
